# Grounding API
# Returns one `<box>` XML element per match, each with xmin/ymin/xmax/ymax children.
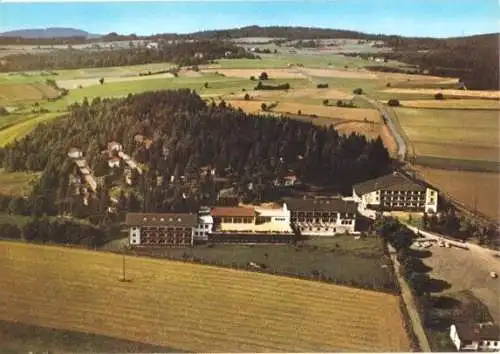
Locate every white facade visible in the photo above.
<box><xmin>294</xmin><ymin>214</ymin><xmax>356</xmax><ymax>236</ymax></box>
<box><xmin>255</xmin><ymin>204</ymin><xmax>291</xmax><ymax>224</ymax></box>
<box><xmin>108</xmin><ymin>142</ymin><xmax>123</xmax><ymax>152</ymax></box>
<box><xmin>425</xmin><ymin>188</ymin><xmax>438</xmax><ymax>213</ymax></box>
<box><xmin>129</xmin><ymin>226</ymin><xmax>141</xmax><ymax>245</ymax></box>
<box><xmin>193</xmin><ymin>214</ymin><xmax>213</xmax><ymax>241</ymax></box>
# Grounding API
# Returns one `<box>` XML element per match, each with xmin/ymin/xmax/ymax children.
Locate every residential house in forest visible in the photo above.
<box><xmin>68</xmin><ymin>147</ymin><xmax>83</xmax><ymax>159</ymax></box>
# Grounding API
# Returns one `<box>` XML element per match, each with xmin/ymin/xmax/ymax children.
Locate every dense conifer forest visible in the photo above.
<box><xmin>0</xmin><ymin>40</ymin><xmax>256</xmax><ymax>72</ymax></box>
<box><xmin>0</xmin><ymin>89</ymin><xmax>390</xmax><ymax>224</ymax></box>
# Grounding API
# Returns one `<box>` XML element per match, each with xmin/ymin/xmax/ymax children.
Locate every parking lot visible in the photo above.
<box><xmin>413</xmin><ymin>240</ymin><xmax>500</xmax><ymax>322</ymax></box>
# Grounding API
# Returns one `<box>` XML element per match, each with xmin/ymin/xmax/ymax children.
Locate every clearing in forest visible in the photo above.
<box><xmin>0</xmin><ymin>242</ymin><xmax>411</xmax><ymax>353</ymax></box>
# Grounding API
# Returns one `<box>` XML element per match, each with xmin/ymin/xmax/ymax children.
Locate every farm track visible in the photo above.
<box><xmin>0</xmin><ymin>242</ymin><xmax>411</xmax><ymax>352</ymax></box>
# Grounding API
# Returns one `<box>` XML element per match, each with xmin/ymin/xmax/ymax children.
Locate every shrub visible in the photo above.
<box><xmin>244</xmin><ymin>93</ymin><xmax>250</xmax><ymax>100</ymax></box>
<box><xmin>386</xmin><ymin>82</ymin><xmax>392</xmax><ymax>87</ymax></box>
<box><xmin>323</xmin><ymin>99</ymin><xmax>329</xmax><ymax>106</ymax></box>
<box><xmin>434</xmin><ymin>92</ymin><xmax>445</xmax><ymax>100</ymax></box>
<box><xmin>250</xmin><ymin>75</ymin><xmax>256</xmax><ymax>81</ymax></box>
<box><xmin>261</xmin><ymin>103</ymin><xmax>268</xmax><ymax>111</ymax></box>
<box><xmin>336</xmin><ymin>100</ymin><xmax>343</xmax><ymax>107</ymax></box>
<box><xmin>316</xmin><ymin>83</ymin><xmax>328</xmax><ymax>89</ymax></box>
<box><xmin>259</xmin><ymin>72</ymin><xmax>268</xmax><ymax>80</ymax></box>
<box><xmin>353</xmin><ymin>88</ymin><xmax>363</xmax><ymax>95</ymax></box>
<box><xmin>0</xmin><ymin>106</ymin><xmax>9</xmax><ymax>116</ymax></box>
<box><xmin>297</xmin><ymin>110</ymin><xmax>302</xmax><ymax>115</ymax></box>
<box><xmin>388</xmin><ymin>99</ymin><xmax>400</xmax><ymax>107</ymax></box>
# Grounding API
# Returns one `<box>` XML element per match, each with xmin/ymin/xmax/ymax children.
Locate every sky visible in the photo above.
<box><xmin>0</xmin><ymin>0</ymin><xmax>499</xmax><ymax>38</ymax></box>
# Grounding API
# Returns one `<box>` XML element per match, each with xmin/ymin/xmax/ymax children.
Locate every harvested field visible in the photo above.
<box><xmin>201</xmin><ymin>68</ymin><xmax>306</xmax><ymax>79</ymax></box>
<box><xmin>413</xmin><ymin>166</ymin><xmax>500</xmax><ymax>221</ymax></box>
<box><xmin>57</xmin><ymin>73</ymin><xmax>175</xmax><ymax>89</ymax></box>
<box><xmin>227</xmin><ymin>100</ymin><xmax>266</xmax><ymax>113</ymax></box>
<box><xmin>300</xmin><ymin>68</ymin><xmax>379</xmax><ymax>79</ymax></box>
<box><xmin>397</xmin><ymin>99</ymin><xmax>500</xmax><ymax>110</ymax></box>
<box><xmin>0</xmin><ymin>83</ymin><xmax>59</xmax><ymax>103</ymax></box>
<box><xmin>382</xmin><ymin>88</ymin><xmax>500</xmax><ymax>100</ymax></box>
<box><xmin>0</xmin><ymin>242</ymin><xmax>411</xmax><ymax>352</ymax></box>
<box><xmin>395</xmin><ymin>107</ymin><xmax>499</xmax><ymax>163</ymax></box>
<box><xmin>334</xmin><ymin>121</ymin><xmax>382</xmax><ymax>140</ymax></box>
<box><xmin>273</xmin><ymin>102</ymin><xmax>381</xmax><ymax>122</ymax></box>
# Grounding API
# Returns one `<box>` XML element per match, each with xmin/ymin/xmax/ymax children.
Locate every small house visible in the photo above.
<box><xmin>146</xmin><ymin>42</ymin><xmax>159</xmax><ymax>49</ymax></box>
<box><xmin>450</xmin><ymin>322</ymin><xmax>500</xmax><ymax>352</ymax></box>
<box><xmin>194</xmin><ymin>52</ymin><xmax>204</xmax><ymax>59</ymax></box>
<box><xmin>284</xmin><ymin>175</ymin><xmax>297</xmax><ymax>187</ymax></box>
<box><xmin>68</xmin><ymin>147</ymin><xmax>83</xmax><ymax>159</ymax></box>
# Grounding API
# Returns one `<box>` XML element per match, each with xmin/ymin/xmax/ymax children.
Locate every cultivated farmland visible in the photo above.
<box><xmin>396</xmin><ymin>99</ymin><xmax>500</xmax><ymax>110</ymax></box>
<box><xmin>394</xmin><ymin>107</ymin><xmax>500</xmax><ymax>164</ymax></box>
<box><xmin>0</xmin><ymin>242</ymin><xmax>412</xmax><ymax>353</ymax></box>
<box><xmin>382</xmin><ymin>88</ymin><xmax>500</xmax><ymax>100</ymax></box>
<box><xmin>413</xmin><ymin>166</ymin><xmax>500</xmax><ymax>221</ymax></box>
<box><xmin>0</xmin><ymin>83</ymin><xmax>59</xmax><ymax>105</ymax></box>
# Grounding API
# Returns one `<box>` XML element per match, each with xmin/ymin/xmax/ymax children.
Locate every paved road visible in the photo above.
<box><xmin>388</xmin><ymin>244</ymin><xmax>431</xmax><ymax>352</ymax></box>
<box><xmin>358</xmin><ymin>95</ymin><xmax>407</xmax><ymax>162</ymax></box>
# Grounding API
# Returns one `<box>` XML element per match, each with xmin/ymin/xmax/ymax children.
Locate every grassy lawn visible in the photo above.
<box><xmin>395</xmin><ymin>107</ymin><xmax>499</xmax><ymax>163</ymax></box>
<box><xmin>128</xmin><ymin>235</ymin><xmax>397</xmax><ymax>293</ymax></box>
<box><xmin>0</xmin><ymin>169</ymin><xmax>40</xmax><ymax>197</ymax></box>
<box><xmin>0</xmin><ymin>241</ymin><xmax>411</xmax><ymax>352</ymax></box>
<box><xmin>0</xmin><ymin>213</ymin><xmax>32</xmax><ymax>228</ymax></box>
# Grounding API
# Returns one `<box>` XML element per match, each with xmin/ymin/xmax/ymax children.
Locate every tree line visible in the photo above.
<box><xmin>0</xmin><ymin>40</ymin><xmax>257</xmax><ymax>72</ymax></box>
<box><xmin>1</xmin><ymin>89</ymin><xmax>391</xmax><ymax>224</ymax></box>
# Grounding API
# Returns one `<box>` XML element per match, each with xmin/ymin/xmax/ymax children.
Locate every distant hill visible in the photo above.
<box><xmin>0</xmin><ymin>27</ymin><xmax>100</xmax><ymax>38</ymax></box>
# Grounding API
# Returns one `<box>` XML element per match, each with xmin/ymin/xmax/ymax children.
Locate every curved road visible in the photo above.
<box><xmin>358</xmin><ymin>95</ymin><xmax>407</xmax><ymax>162</ymax></box>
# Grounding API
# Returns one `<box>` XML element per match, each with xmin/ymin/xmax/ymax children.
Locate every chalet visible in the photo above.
<box><xmin>224</xmin><ymin>51</ymin><xmax>232</xmax><ymax>57</ymax></box>
<box><xmin>284</xmin><ymin>175</ymin><xmax>297</xmax><ymax>187</ymax></box>
<box><xmin>108</xmin><ymin>157</ymin><xmax>121</xmax><ymax>168</ymax></box>
<box><xmin>107</xmin><ymin>141</ymin><xmax>123</xmax><ymax>153</ymax></box>
<box><xmin>68</xmin><ymin>147</ymin><xmax>83</xmax><ymax>159</ymax></box>
<box><xmin>194</xmin><ymin>52</ymin><xmax>204</xmax><ymax>59</ymax></box>
<box><xmin>126</xmin><ymin>212</ymin><xmax>197</xmax><ymax>247</ymax></box>
<box><xmin>352</xmin><ymin>172</ymin><xmax>438</xmax><ymax>217</ymax></box>
<box><xmin>450</xmin><ymin>322</ymin><xmax>500</xmax><ymax>352</ymax></box>
<box><xmin>284</xmin><ymin>197</ymin><xmax>358</xmax><ymax>236</ymax></box>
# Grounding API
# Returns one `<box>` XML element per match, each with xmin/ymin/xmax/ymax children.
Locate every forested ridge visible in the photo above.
<box><xmin>0</xmin><ymin>89</ymin><xmax>390</xmax><ymax>224</ymax></box>
<box><xmin>0</xmin><ymin>40</ymin><xmax>256</xmax><ymax>72</ymax></box>
<box><xmin>384</xmin><ymin>33</ymin><xmax>499</xmax><ymax>90</ymax></box>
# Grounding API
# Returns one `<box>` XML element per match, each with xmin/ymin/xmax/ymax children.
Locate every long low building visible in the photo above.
<box><xmin>352</xmin><ymin>172</ymin><xmax>438</xmax><ymax>217</ymax></box>
<box><xmin>284</xmin><ymin>197</ymin><xmax>358</xmax><ymax>236</ymax></box>
<box><xmin>126</xmin><ymin>212</ymin><xmax>197</xmax><ymax>247</ymax></box>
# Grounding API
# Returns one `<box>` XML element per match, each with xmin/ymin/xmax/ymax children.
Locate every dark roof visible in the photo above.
<box><xmin>284</xmin><ymin>198</ymin><xmax>357</xmax><ymax>213</ymax></box>
<box><xmin>125</xmin><ymin>213</ymin><xmax>197</xmax><ymax>227</ymax></box>
<box><xmin>211</xmin><ymin>207</ymin><xmax>255</xmax><ymax>217</ymax></box>
<box><xmin>353</xmin><ymin>172</ymin><xmax>427</xmax><ymax>195</ymax></box>
<box><xmin>454</xmin><ymin>322</ymin><xmax>500</xmax><ymax>342</ymax></box>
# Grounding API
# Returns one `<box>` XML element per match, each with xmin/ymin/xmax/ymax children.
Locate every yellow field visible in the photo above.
<box><xmin>0</xmin><ymin>242</ymin><xmax>411</xmax><ymax>352</ymax></box>
<box><xmin>273</xmin><ymin>102</ymin><xmax>381</xmax><ymax>122</ymax></box>
<box><xmin>382</xmin><ymin>88</ymin><xmax>500</xmax><ymax>99</ymax></box>
<box><xmin>397</xmin><ymin>99</ymin><xmax>500</xmax><ymax>110</ymax></box>
<box><xmin>228</xmin><ymin>100</ymin><xmax>268</xmax><ymax>113</ymax></box>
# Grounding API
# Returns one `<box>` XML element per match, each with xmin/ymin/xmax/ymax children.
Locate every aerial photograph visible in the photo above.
<box><xmin>0</xmin><ymin>0</ymin><xmax>498</xmax><ymax>352</ymax></box>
